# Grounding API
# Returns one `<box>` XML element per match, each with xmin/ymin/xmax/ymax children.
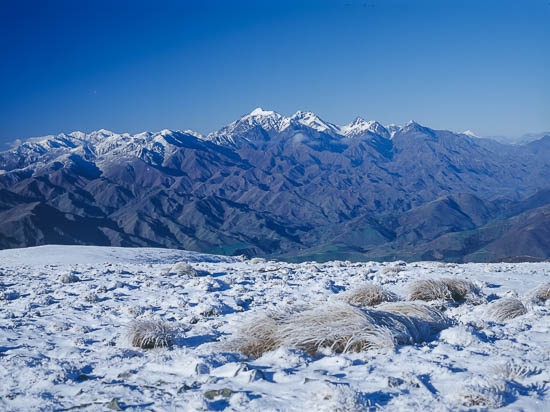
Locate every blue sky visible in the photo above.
<box><xmin>1</xmin><ymin>0</ymin><xmax>549</xmax><ymax>145</ymax></box>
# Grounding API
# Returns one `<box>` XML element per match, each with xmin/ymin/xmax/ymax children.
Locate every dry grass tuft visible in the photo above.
<box><xmin>530</xmin><ymin>282</ymin><xmax>550</xmax><ymax>304</ymax></box>
<box><xmin>442</xmin><ymin>278</ymin><xmax>481</xmax><ymax>302</ymax></box>
<box><xmin>486</xmin><ymin>298</ymin><xmax>527</xmax><ymax>322</ymax></box>
<box><xmin>377</xmin><ymin>301</ymin><xmax>451</xmax><ymax>341</ymax></box>
<box><xmin>277</xmin><ymin>303</ymin><xmax>396</xmax><ymax>355</ymax></box>
<box><xmin>235</xmin><ymin>302</ymin><xmax>449</xmax><ymax>358</ymax></box>
<box><xmin>409</xmin><ymin>279</ymin><xmax>452</xmax><ymax>301</ymax></box>
<box><xmin>233</xmin><ymin>312</ymin><xmax>284</xmax><ymax>358</ymax></box>
<box><xmin>409</xmin><ymin>278</ymin><xmax>481</xmax><ymax>303</ymax></box>
<box><xmin>342</xmin><ymin>283</ymin><xmax>400</xmax><ymax>307</ymax></box>
<box><xmin>128</xmin><ymin>320</ymin><xmax>173</xmax><ymax>349</ymax></box>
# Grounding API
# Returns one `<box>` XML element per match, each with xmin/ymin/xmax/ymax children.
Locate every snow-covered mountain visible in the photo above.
<box><xmin>1</xmin><ymin>109</ymin><xmax>550</xmax><ymax>262</ymax></box>
<box><xmin>204</xmin><ymin>108</ymin><xmax>387</xmax><ymax>148</ymax></box>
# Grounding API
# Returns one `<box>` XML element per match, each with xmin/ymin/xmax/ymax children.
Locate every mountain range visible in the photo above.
<box><xmin>1</xmin><ymin>108</ymin><xmax>549</xmax><ymax>262</ymax></box>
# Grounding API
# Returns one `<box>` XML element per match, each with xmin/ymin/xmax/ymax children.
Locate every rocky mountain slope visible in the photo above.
<box><xmin>1</xmin><ymin>109</ymin><xmax>549</xmax><ymax>262</ymax></box>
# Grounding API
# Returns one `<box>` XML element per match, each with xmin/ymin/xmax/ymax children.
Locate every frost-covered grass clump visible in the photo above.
<box><xmin>235</xmin><ymin>302</ymin><xmax>449</xmax><ymax>358</ymax></box>
<box><xmin>529</xmin><ymin>281</ymin><xmax>550</xmax><ymax>304</ymax></box>
<box><xmin>169</xmin><ymin>262</ymin><xmax>198</xmax><ymax>277</ymax></box>
<box><xmin>409</xmin><ymin>278</ymin><xmax>481</xmax><ymax>303</ymax></box>
<box><xmin>341</xmin><ymin>283</ymin><xmax>400</xmax><ymax>307</ymax></box>
<box><xmin>452</xmin><ymin>378</ymin><xmax>510</xmax><ymax>408</ymax></box>
<box><xmin>377</xmin><ymin>301</ymin><xmax>452</xmax><ymax>340</ymax></box>
<box><xmin>486</xmin><ymin>298</ymin><xmax>528</xmax><ymax>322</ymax></box>
<box><xmin>127</xmin><ymin>320</ymin><xmax>174</xmax><ymax>349</ymax></box>
<box><xmin>59</xmin><ymin>272</ymin><xmax>80</xmax><ymax>284</ymax></box>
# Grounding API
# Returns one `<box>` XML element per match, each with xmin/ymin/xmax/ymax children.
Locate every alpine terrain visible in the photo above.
<box><xmin>1</xmin><ymin>108</ymin><xmax>549</xmax><ymax>262</ymax></box>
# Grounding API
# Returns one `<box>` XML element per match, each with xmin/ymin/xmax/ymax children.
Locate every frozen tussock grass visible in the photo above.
<box><xmin>529</xmin><ymin>281</ymin><xmax>550</xmax><ymax>304</ymax></box>
<box><xmin>451</xmin><ymin>378</ymin><xmax>510</xmax><ymax>408</ymax></box>
<box><xmin>409</xmin><ymin>278</ymin><xmax>481</xmax><ymax>303</ymax></box>
<box><xmin>235</xmin><ymin>302</ymin><xmax>449</xmax><ymax>358</ymax></box>
<box><xmin>59</xmin><ymin>272</ymin><xmax>80</xmax><ymax>284</ymax></box>
<box><xmin>277</xmin><ymin>303</ymin><xmax>396</xmax><ymax>355</ymax></box>
<box><xmin>376</xmin><ymin>302</ymin><xmax>451</xmax><ymax>342</ymax></box>
<box><xmin>342</xmin><ymin>283</ymin><xmax>400</xmax><ymax>307</ymax></box>
<box><xmin>486</xmin><ymin>298</ymin><xmax>527</xmax><ymax>322</ymax></box>
<box><xmin>409</xmin><ymin>279</ymin><xmax>452</xmax><ymax>301</ymax></box>
<box><xmin>305</xmin><ymin>382</ymin><xmax>371</xmax><ymax>411</ymax></box>
<box><xmin>235</xmin><ymin>306</ymin><xmax>301</xmax><ymax>358</ymax></box>
<box><xmin>443</xmin><ymin>278</ymin><xmax>482</xmax><ymax>302</ymax></box>
<box><xmin>127</xmin><ymin>320</ymin><xmax>173</xmax><ymax>349</ymax></box>
<box><xmin>169</xmin><ymin>262</ymin><xmax>198</xmax><ymax>277</ymax></box>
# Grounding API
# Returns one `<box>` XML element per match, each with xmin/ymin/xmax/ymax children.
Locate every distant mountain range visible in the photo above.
<box><xmin>1</xmin><ymin>108</ymin><xmax>549</xmax><ymax>262</ymax></box>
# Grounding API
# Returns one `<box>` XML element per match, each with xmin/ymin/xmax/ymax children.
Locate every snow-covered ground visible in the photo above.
<box><xmin>1</xmin><ymin>245</ymin><xmax>549</xmax><ymax>411</ymax></box>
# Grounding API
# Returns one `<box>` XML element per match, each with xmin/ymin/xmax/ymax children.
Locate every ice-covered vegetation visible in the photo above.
<box><xmin>128</xmin><ymin>320</ymin><xmax>173</xmax><ymax>349</ymax></box>
<box><xmin>341</xmin><ymin>282</ymin><xmax>400</xmax><ymax>307</ymax></box>
<box><xmin>0</xmin><ymin>245</ymin><xmax>549</xmax><ymax>411</ymax></box>
<box><xmin>409</xmin><ymin>277</ymin><xmax>482</xmax><ymax>303</ymax></box>
<box><xmin>486</xmin><ymin>297</ymin><xmax>528</xmax><ymax>322</ymax></box>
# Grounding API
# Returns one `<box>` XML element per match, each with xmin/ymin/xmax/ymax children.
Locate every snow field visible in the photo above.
<box><xmin>0</xmin><ymin>246</ymin><xmax>549</xmax><ymax>411</ymax></box>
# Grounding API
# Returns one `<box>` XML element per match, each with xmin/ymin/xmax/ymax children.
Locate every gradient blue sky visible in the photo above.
<box><xmin>1</xmin><ymin>0</ymin><xmax>549</xmax><ymax>145</ymax></box>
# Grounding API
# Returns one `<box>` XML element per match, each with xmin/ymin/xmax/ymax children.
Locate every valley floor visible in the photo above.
<box><xmin>1</xmin><ymin>245</ymin><xmax>549</xmax><ymax>411</ymax></box>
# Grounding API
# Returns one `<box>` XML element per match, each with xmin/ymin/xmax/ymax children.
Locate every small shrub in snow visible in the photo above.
<box><xmin>490</xmin><ymin>361</ymin><xmax>540</xmax><ymax>381</ymax></box>
<box><xmin>451</xmin><ymin>378</ymin><xmax>510</xmax><ymax>408</ymax></box>
<box><xmin>59</xmin><ymin>272</ymin><xmax>80</xmax><ymax>284</ymax></box>
<box><xmin>409</xmin><ymin>278</ymin><xmax>481</xmax><ymax>303</ymax></box>
<box><xmin>169</xmin><ymin>262</ymin><xmax>198</xmax><ymax>277</ymax></box>
<box><xmin>486</xmin><ymin>298</ymin><xmax>527</xmax><ymax>322</ymax></box>
<box><xmin>342</xmin><ymin>283</ymin><xmax>400</xmax><ymax>307</ymax></box>
<box><xmin>304</xmin><ymin>381</ymin><xmax>371</xmax><ymax>411</ymax></box>
<box><xmin>84</xmin><ymin>293</ymin><xmax>99</xmax><ymax>303</ymax></box>
<box><xmin>127</xmin><ymin>320</ymin><xmax>173</xmax><ymax>349</ymax></box>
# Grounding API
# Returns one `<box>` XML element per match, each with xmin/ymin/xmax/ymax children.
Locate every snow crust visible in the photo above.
<box><xmin>1</xmin><ymin>246</ymin><xmax>549</xmax><ymax>411</ymax></box>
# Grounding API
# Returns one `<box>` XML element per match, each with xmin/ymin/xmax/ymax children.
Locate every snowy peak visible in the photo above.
<box><xmin>204</xmin><ymin>108</ymin><xmax>289</xmax><ymax>146</ymax></box>
<box><xmin>341</xmin><ymin>116</ymin><xmax>369</xmax><ymax>133</ymax></box>
<box><xmin>400</xmin><ymin>120</ymin><xmax>426</xmax><ymax>134</ymax></box>
<box><xmin>240</xmin><ymin>108</ymin><xmax>287</xmax><ymax>131</ymax></box>
<box><xmin>290</xmin><ymin>110</ymin><xmax>339</xmax><ymax>133</ymax></box>
<box><xmin>462</xmin><ymin>130</ymin><xmax>480</xmax><ymax>138</ymax></box>
<box><xmin>247</xmin><ymin>107</ymin><xmax>276</xmax><ymax>117</ymax></box>
<box><xmin>341</xmin><ymin>117</ymin><xmax>390</xmax><ymax>139</ymax></box>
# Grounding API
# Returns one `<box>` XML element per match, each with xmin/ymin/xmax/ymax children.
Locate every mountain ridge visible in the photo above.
<box><xmin>1</xmin><ymin>108</ymin><xmax>550</xmax><ymax>262</ymax></box>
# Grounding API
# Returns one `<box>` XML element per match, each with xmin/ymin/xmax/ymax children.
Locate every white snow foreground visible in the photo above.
<box><xmin>0</xmin><ymin>246</ymin><xmax>549</xmax><ymax>411</ymax></box>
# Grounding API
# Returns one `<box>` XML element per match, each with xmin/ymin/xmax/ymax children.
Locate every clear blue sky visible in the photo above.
<box><xmin>1</xmin><ymin>0</ymin><xmax>549</xmax><ymax>146</ymax></box>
